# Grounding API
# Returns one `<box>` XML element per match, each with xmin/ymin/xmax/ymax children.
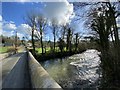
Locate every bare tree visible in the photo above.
<box><xmin>58</xmin><ymin>38</ymin><xmax>65</xmax><ymax>53</ymax></box>
<box><xmin>37</xmin><ymin>14</ymin><xmax>47</xmax><ymax>54</ymax></box>
<box><xmin>66</xmin><ymin>27</ymin><xmax>73</xmax><ymax>52</ymax></box>
<box><xmin>24</xmin><ymin>12</ymin><xmax>37</xmax><ymax>55</ymax></box>
<box><xmin>106</xmin><ymin>2</ymin><xmax>120</xmax><ymax>61</ymax></box>
<box><xmin>50</xmin><ymin>18</ymin><xmax>58</xmax><ymax>52</ymax></box>
<box><xmin>61</xmin><ymin>25</ymin><xmax>67</xmax><ymax>40</ymax></box>
<box><xmin>74</xmin><ymin>33</ymin><xmax>79</xmax><ymax>51</ymax></box>
<box><xmin>15</xmin><ymin>31</ymin><xmax>18</xmax><ymax>53</ymax></box>
<box><xmin>83</xmin><ymin>2</ymin><xmax>120</xmax><ymax>84</ymax></box>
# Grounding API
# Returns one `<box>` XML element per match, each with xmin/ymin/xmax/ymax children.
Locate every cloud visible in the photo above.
<box><xmin>2</xmin><ymin>20</ymin><xmax>30</xmax><ymax>39</ymax></box>
<box><xmin>0</xmin><ymin>23</ymin><xmax>2</xmax><ymax>33</ymax></box>
<box><xmin>2</xmin><ymin>30</ymin><xmax>9</xmax><ymax>36</ymax></box>
<box><xmin>17</xmin><ymin>33</ymin><xmax>25</xmax><ymax>39</ymax></box>
<box><xmin>17</xmin><ymin>24</ymin><xmax>41</xmax><ymax>39</ymax></box>
<box><xmin>2</xmin><ymin>30</ymin><xmax>15</xmax><ymax>37</ymax></box>
<box><xmin>2</xmin><ymin>30</ymin><xmax>25</xmax><ymax>39</ymax></box>
<box><xmin>19</xmin><ymin>0</ymin><xmax>30</xmax><ymax>2</ymax></box>
<box><xmin>17</xmin><ymin>24</ymin><xmax>31</xmax><ymax>35</ymax></box>
<box><xmin>2</xmin><ymin>20</ymin><xmax>41</xmax><ymax>40</ymax></box>
<box><xmin>44</xmin><ymin>0</ymin><xmax>74</xmax><ymax>26</ymax></box>
<box><xmin>3</xmin><ymin>22</ymin><xmax>17</xmax><ymax>31</ymax></box>
<box><xmin>0</xmin><ymin>15</ymin><xmax>2</xmax><ymax>35</ymax></box>
<box><xmin>0</xmin><ymin>15</ymin><xmax>2</xmax><ymax>21</ymax></box>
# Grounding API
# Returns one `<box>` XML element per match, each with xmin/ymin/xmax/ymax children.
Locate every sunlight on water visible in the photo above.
<box><xmin>40</xmin><ymin>49</ymin><xmax>101</xmax><ymax>88</ymax></box>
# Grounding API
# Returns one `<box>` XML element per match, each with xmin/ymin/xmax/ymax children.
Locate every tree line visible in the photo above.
<box><xmin>24</xmin><ymin>11</ymin><xmax>82</xmax><ymax>55</ymax></box>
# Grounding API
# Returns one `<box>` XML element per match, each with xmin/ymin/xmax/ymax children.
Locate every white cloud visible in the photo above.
<box><xmin>0</xmin><ymin>23</ymin><xmax>2</xmax><ymax>34</ymax></box>
<box><xmin>2</xmin><ymin>21</ymin><xmax>41</xmax><ymax>39</ymax></box>
<box><xmin>2</xmin><ymin>30</ymin><xmax>13</xmax><ymax>37</ymax></box>
<box><xmin>17</xmin><ymin>24</ymin><xmax>32</xmax><ymax>35</ymax></box>
<box><xmin>17</xmin><ymin>24</ymin><xmax>42</xmax><ymax>39</ymax></box>
<box><xmin>0</xmin><ymin>15</ymin><xmax>2</xmax><ymax>35</ymax></box>
<box><xmin>2</xmin><ymin>0</ymin><xmax>75</xmax><ymax>39</ymax></box>
<box><xmin>0</xmin><ymin>15</ymin><xmax>2</xmax><ymax>21</ymax></box>
<box><xmin>3</xmin><ymin>22</ymin><xmax>17</xmax><ymax>31</ymax></box>
<box><xmin>19</xmin><ymin>0</ymin><xmax>30</xmax><ymax>2</ymax></box>
<box><xmin>2</xmin><ymin>21</ymin><xmax>30</xmax><ymax>39</ymax></box>
<box><xmin>34</xmin><ymin>29</ymin><xmax>41</xmax><ymax>38</ymax></box>
<box><xmin>17</xmin><ymin>33</ymin><xmax>25</xmax><ymax>39</ymax></box>
<box><xmin>2</xmin><ymin>30</ymin><xmax>25</xmax><ymax>39</ymax></box>
<box><xmin>44</xmin><ymin>0</ymin><xmax>74</xmax><ymax>26</ymax></box>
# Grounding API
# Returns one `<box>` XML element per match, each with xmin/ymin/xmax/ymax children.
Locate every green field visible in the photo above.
<box><xmin>0</xmin><ymin>47</ymin><xmax>9</xmax><ymax>53</ymax></box>
<box><xmin>36</xmin><ymin>47</ymin><xmax>51</xmax><ymax>54</ymax></box>
<box><xmin>0</xmin><ymin>46</ymin><xmax>15</xmax><ymax>53</ymax></box>
<box><xmin>36</xmin><ymin>47</ymin><xmax>61</xmax><ymax>54</ymax></box>
<box><xmin>36</xmin><ymin>47</ymin><xmax>68</xmax><ymax>54</ymax></box>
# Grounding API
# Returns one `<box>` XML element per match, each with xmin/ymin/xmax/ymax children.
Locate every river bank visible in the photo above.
<box><xmin>29</xmin><ymin>48</ymin><xmax>86</xmax><ymax>62</ymax></box>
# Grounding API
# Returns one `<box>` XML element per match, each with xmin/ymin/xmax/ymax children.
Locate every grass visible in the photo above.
<box><xmin>36</xmin><ymin>47</ymin><xmax>73</xmax><ymax>54</ymax></box>
<box><xmin>0</xmin><ymin>47</ymin><xmax>8</xmax><ymax>53</ymax></box>
<box><xmin>36</xmin><ymin>47</ymin><xmax>60</xmax><ymax>54</ymax></box>
<box><xmin>35</xmin><ymin>48</ymin><xmax>86</xmax><ymax>61</ymax></box>
<box><xmin>30</xmin><ymin>46</ymin><xmax>86</xmax><ymax>61</ymax></box>
<box><xmin>36</xmin><ymin>47</ymin><xmax>51</xmax><ymax>54</ymax></box>
<box><xmin>0</xmin><ymin>46</ymin><xmax>15</xmax><ymax>53</ymax></box>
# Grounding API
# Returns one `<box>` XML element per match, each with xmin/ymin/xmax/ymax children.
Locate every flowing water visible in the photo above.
<box><xmin>40</xmin><ymin>49</ymin><xmax>101</xmax><ymax>88</ymax></box>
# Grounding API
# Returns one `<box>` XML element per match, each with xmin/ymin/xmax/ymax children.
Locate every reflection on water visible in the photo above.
<box><xmin>40</xmin><ymin>49</ymin><xmax>101</xmax><ymax>88</ymax></box>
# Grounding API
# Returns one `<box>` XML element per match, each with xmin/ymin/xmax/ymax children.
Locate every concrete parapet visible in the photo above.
<box><xmin>28</xmin><ymin>52</ymin><xmax>62</xmax><ymax>89</ymax></box>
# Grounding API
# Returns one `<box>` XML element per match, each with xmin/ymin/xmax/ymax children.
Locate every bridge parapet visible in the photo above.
<box><xmin>28</xmin><ymin>52</ymin><xmax>62</xmax><ymax>89</ymax></box>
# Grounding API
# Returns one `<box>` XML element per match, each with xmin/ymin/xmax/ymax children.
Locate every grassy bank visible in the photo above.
<box><xmin>36</xmin><ymin>47</ymin><xmax>62</xmax><ymax>54</ymax></box>
<box><xmin>37</xmin><ymin>51</ymin><xmax>85</xmax><ymax>62</ymax></box>
<box><xmin>0</xmin><ymin>46</ymin><xmax>15</xmax><ymax>53</ymax></box>
<box><xmin>29</xmin><ymin>47</ymin><xmax>86</xmax><ymax>61</ymax></box>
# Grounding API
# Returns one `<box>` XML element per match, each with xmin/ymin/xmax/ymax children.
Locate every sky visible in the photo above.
<box><xmin>1</xmin><ymin>1</ymin><xmax>79</xmax><ymax>41</ymax></box>
<box><xmin>1</xmin><ymin>1</ymin><xmax>119</xmax><ymax>41</ymax></box>
<box><xmin>2</xmin><ymin>2</ymin><xmax>45</xmax><ymax>26</ymax></box>
<box><xmin>2</xmin><ymin>2</ymin><xmax>46</xmax><ymax>40</ymax></box>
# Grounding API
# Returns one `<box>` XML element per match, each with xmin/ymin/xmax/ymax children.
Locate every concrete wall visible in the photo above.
<box><xmin>28</xmin><ymin>52</ymin><xmax>62</xmax><ymax>89</ymax></box>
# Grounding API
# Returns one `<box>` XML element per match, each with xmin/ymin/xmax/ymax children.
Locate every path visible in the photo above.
<box><xmin>0</xmin><ymin>46</ymin><xmax>31</xmax><ymax>88</ymax></box>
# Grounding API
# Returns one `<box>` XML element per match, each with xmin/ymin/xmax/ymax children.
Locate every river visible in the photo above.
<box><xmin>40</xmin><ymin>49</ymin><xmax>102</xmax><ymax>88</ymax></box>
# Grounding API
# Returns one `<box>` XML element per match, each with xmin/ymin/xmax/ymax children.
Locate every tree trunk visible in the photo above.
<box><xmin>108</xmin><ymin>2</ymin><xmax>120</xmax><ymax>70</ymax></box>
<box><xmin>69</xmin><ymin>40</ymin><xmax>72</xmax><ymax>52</ymax></box>
<box><xmin>53</xmin><ymin>28</ymin><xmax>56</xmax><ymax>52</ymax></box>
<box><xmin>15</xmin><ymin>31</ymin><xmax>18</xmax><ymax>54</ymax></box>
<box><xmin>41</xmin><ymin>34</ymin><xmax>44</xmax><ymax>54</ymax></box>
<box><xmin>32</xmin><ymin>29</ymin><xmax>35</xmax><ymax>55</ymax></box>
<box><xmin>75</xmin><ymin>33</ymin><xmax>78</xmax><ymax>51</ymax></box>
<box><xmin>66</xmin><ymin>35</ymin><xmax>69</xmax><ymax>51</ymax></box>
